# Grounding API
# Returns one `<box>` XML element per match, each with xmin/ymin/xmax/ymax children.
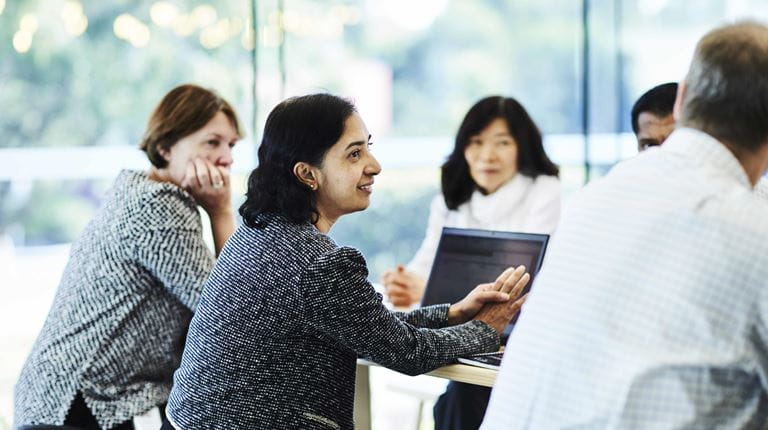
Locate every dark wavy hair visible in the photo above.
<box><xmin>441</xmin><ymin>96</ymin><xmax>559</xmax><ymax>210</ymax></box>
<box><xmin>239</xmin><ymin>94</ymin><xmax>356</xmax><ymax>227</ymax></box>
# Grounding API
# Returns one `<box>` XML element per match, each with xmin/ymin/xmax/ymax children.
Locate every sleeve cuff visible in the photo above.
<box><xmin>464</xmin><ymin>319</ymin><xmax>502</xmax><ymax>353</ymax></box>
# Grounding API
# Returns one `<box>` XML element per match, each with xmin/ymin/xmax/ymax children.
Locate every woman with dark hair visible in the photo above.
<box><xmin>382</xmin><ymin>95</ymin><xmax>561</xmax><ymax>430</ymax></box>
<box><xmin>164</xmin><ymin>94</ymin><xmax>529</xmax><ymax>430</ymax></box>
<box><xmin>14</xmin><ymin>84</ymin><xmax>240</xmax><ymax>430</ymax></box>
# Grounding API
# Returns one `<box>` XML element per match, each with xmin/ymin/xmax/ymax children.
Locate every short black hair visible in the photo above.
<box><xmin>630</xmin><ymin>82</ymin><xmax>678</xmax><ymax>135</ymax></box>
<box><xmin>441</xmin><ymin>96</ymin><xmax>559</xmax><ymax>210</ymax></box>
<box><xmin>681</xmin><ymin>21</ymin><xmax>768</xmax><ymax>152</ymax></box>
<box><xmin>239</xmin><ymin>94</ymin><xmax>356</xmax><ymax>227</ymax></box>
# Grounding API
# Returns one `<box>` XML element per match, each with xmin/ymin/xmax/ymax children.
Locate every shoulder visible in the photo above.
<box><xmin>231</xmin><ymin>213</ymin><xmax>339</xmax><ymax>265</ymax></box>
<box><xmin>721</xmin><ymin>187</ymin><xmax>768</xmax><ymax>233</ymax></box>
<box><xmin>530</xmin><ymin>175</ymin><xmax>562</xmax><ymax>208</ymax></box>
<box><xmin>530</xmin><ymin>174</ymin><xmax>561</xmax><ymax>193</ymax></box>
<box><xmin>115</xmin><ymin>170</ymin><xmax>199</xmax><ymax>231</ymax></box>
<box><xmin>311</xmin><ymin>246</ymin><xmax>367</xmax><ymax>272</ymax></box>
<box><xmin>430</xmin><ymin>193</ymin><xmax>452</xmax><ymax>216</ymax></box>
<box><xmin>301</xmin><ymin>245</ymin><xmax>369</xmax><ymax>287</ymax></box>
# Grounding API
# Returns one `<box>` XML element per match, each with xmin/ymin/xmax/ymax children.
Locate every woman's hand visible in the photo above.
<box><xmin>181</xmin><ymin>157</ymin><xmax>232</xmax><ymax>216</ymax></box>
<box><xmin>181</xmin><ymin>157</ymin><xmax>235</xmax><ymax>256</ymax></box>
<box><xmin>448</xmin><ymin>266</ymin><xmax>530</xmax><ymax>330</ymax></box>
<box><xmin>381</xmin><ymin>265</ymin><xmax>427</xmax><ymax>307</ymax></box>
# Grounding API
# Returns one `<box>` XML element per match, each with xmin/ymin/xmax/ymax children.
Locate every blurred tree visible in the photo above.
<box><xmin>0</xmin><ymin>0</ymin><xmax>585</xmax><ymax>254</ymax></box>
<box><xmin>0</xmin><ymin>0</ymin><xmax>250</xmax><ymax>150</ymax></box>
<box><xmin>0</xmin><ymin>0</ymin><xmax>251</xmax><ymax>244</ymax></box>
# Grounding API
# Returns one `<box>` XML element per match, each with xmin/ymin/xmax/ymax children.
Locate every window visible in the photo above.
<box><xmin>3</xmin><ymin>1</ymin><xmax>767</xmax><ymax>427</ymax></box>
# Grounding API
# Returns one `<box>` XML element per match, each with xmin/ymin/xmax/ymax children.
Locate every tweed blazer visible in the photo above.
<box><xmin>14</xmin><ymin>170</ymin><xmax>214</xmax><ymax>429</ymax></box>
<box><xmin>166</xmin><ymin>213</ymin><xmax>500</xmax><ymax>429</ymax></box>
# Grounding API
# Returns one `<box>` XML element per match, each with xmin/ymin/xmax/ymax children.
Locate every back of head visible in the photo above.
<box><xmin>680</xmin><ymin>21</ymin><xmax>768</xmax><ymax>151</ymax></box>
<box><xmin>441</xmin><ymin>96</ymin><xmax>559</xmax><ymax>209</ymax></box>
<box><xmin>631</xmin><ymin>82</ymin><xmax>678</xmax><ymax>135</ymax></box>
<box><xmin>239</xmin><ymin>94</ymin><xmax>356</xmax><ymax>227</ymax></box>
<box><xmin>140</xmin><ymin>84</ymin><xmax>241</xmax><ymax>168</ymax></box>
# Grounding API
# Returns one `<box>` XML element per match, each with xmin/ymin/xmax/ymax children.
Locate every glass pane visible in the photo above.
<box><xmin>274</xmin><ymin>0</ymin><xmax>582</xmax><ymax>278</ymax></box>
<box><xmin>0</xmin><ymin>0</ymin><xmax>255</xmax><ymax>247</ymax></box>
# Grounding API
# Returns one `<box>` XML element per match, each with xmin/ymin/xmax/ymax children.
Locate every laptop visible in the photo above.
<box><xmin>420</xmin><ymin>227</ymin><xmax>549</xmax><ymax>369</ymax></box>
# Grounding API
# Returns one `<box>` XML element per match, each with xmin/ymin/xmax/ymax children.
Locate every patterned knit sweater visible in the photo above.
<box><xmin>166</xmin><ymin>213</ymin><xmax>499</xmax><ymax>430</ymax></box>
<box><xmin>14</xmin><ymin>170</ymin><xmax>214</xmax><ymax>429</ymax></box>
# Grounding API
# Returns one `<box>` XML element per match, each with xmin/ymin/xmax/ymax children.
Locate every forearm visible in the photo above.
<box><xmin>363</xmin><ymin>320</ymin><xmax>500</xmax><ymax>375</ymax></box>
<box><xmin>209</xmin><ymin>209</ymin><xmax>235</xmax><ymax>256</ymax></box>
<box><xmin>306</xmin><ymin>247</ymin><xmax>499</xmax><ymax>376</ymax></box>
<box><xmin>395</xmin><ymin>303</ymin><xmax>478</xmax><ymax>327</ymax></box>
<box><xmin>394</xmin><ymin>304</ymin><xmax>450</xmax><ymax>329</ymax></box>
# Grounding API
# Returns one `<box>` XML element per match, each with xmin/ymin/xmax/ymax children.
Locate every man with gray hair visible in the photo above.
<box><xmin>481</xmin><ymin>21</ymin><xmax>768</xmax><ymax>429</ymax></box>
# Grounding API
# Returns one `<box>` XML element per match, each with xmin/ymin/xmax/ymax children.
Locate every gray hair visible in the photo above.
<box><xmin>680</xmin><ymin>21</ymin><xmax>768</xmax><ymax>151</ymax></box>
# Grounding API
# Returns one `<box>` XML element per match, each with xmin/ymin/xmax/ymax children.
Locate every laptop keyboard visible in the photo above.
<box><xmin>457</xmin><ymin>351</ymin><xmax>504</xmax><ymax>369</ymax></box>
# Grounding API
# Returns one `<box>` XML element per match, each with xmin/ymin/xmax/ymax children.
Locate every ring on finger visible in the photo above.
<box><xmin>213</xmin><ymin>181</ymin><xmax>224</xmax><ymax>189</ymax></box>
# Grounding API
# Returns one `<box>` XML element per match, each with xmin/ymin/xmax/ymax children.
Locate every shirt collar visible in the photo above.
<box><xmin>472</xmin><ymin>173</ymin><xmax>528</xmax><ymax>200</ymax></box>
<box><xmin>661</xmin><ymin>127</ymin><xmax>753</xmax><ymax>189</ymax></box>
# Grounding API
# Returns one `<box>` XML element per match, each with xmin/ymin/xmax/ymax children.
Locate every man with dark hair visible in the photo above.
<box><xmin>631</xmin><ymin>82</ymin><xmax>678</xmax><ymax>151</ymax></box>
<box><xmin>481</xmin><ymin>21</ymin><xmax>768</xmax><ymax>429</ymax></box>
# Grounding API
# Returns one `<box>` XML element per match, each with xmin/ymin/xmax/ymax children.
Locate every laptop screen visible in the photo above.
<box><xmin>421</xmin><ymin>228</ymin><xmax>549</xmax><ymax>337</ymax></box>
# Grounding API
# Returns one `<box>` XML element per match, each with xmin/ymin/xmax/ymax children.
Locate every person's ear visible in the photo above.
<box><xmin>673</xmin><ymin>80</ymin><xmax>687</xmax><ymax>122</ymax></box>
<box><xmin>158</xmin><ymin>145</ymin><xmax>172</xmax><ymax>162</ymax></box>
<box><xmin>293</xmin><ymin>162</ymin><xmax>318</xmax><ymax>190</ymax></box>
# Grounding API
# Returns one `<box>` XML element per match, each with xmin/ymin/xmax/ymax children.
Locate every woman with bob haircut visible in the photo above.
<box><xmin>164</xmin><ymin>93</ymin><xmax>529</xmax><ymax>430</ymax></box>
<box><xmin>15</xmin><ymin>84</ymin><xmax>240</xmax><ymax>430</ymax></box>
<box><xmin>382</xmin><ymin>95</ymin><xmax>561</xmax><ymax>430</ymax></box>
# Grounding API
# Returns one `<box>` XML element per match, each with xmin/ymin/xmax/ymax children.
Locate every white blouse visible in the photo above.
<box><xmin>407</xmin><ymin>174</ymin><xmax>562</xmax><ymax>279</ymax></box>
<box><xmin>757</xmin><ymin>177</ymin><xmax>768</xmax><ymax>200</ymax></box>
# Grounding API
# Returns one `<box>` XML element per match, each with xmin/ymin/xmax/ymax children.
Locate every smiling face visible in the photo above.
<box><xmin>463</xmin><ymin>117</ymin><xmax>519</xmax><ymax>194</ymax></box>
<box><xmin>313</xmin><ymin>112</ymin><xmax>381</xmax><ymax>223</ymax></box>
<box><xmin>159</xmin><ymin>111</ymin><xmax>239</xmax><ymax>185</ymax></box>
